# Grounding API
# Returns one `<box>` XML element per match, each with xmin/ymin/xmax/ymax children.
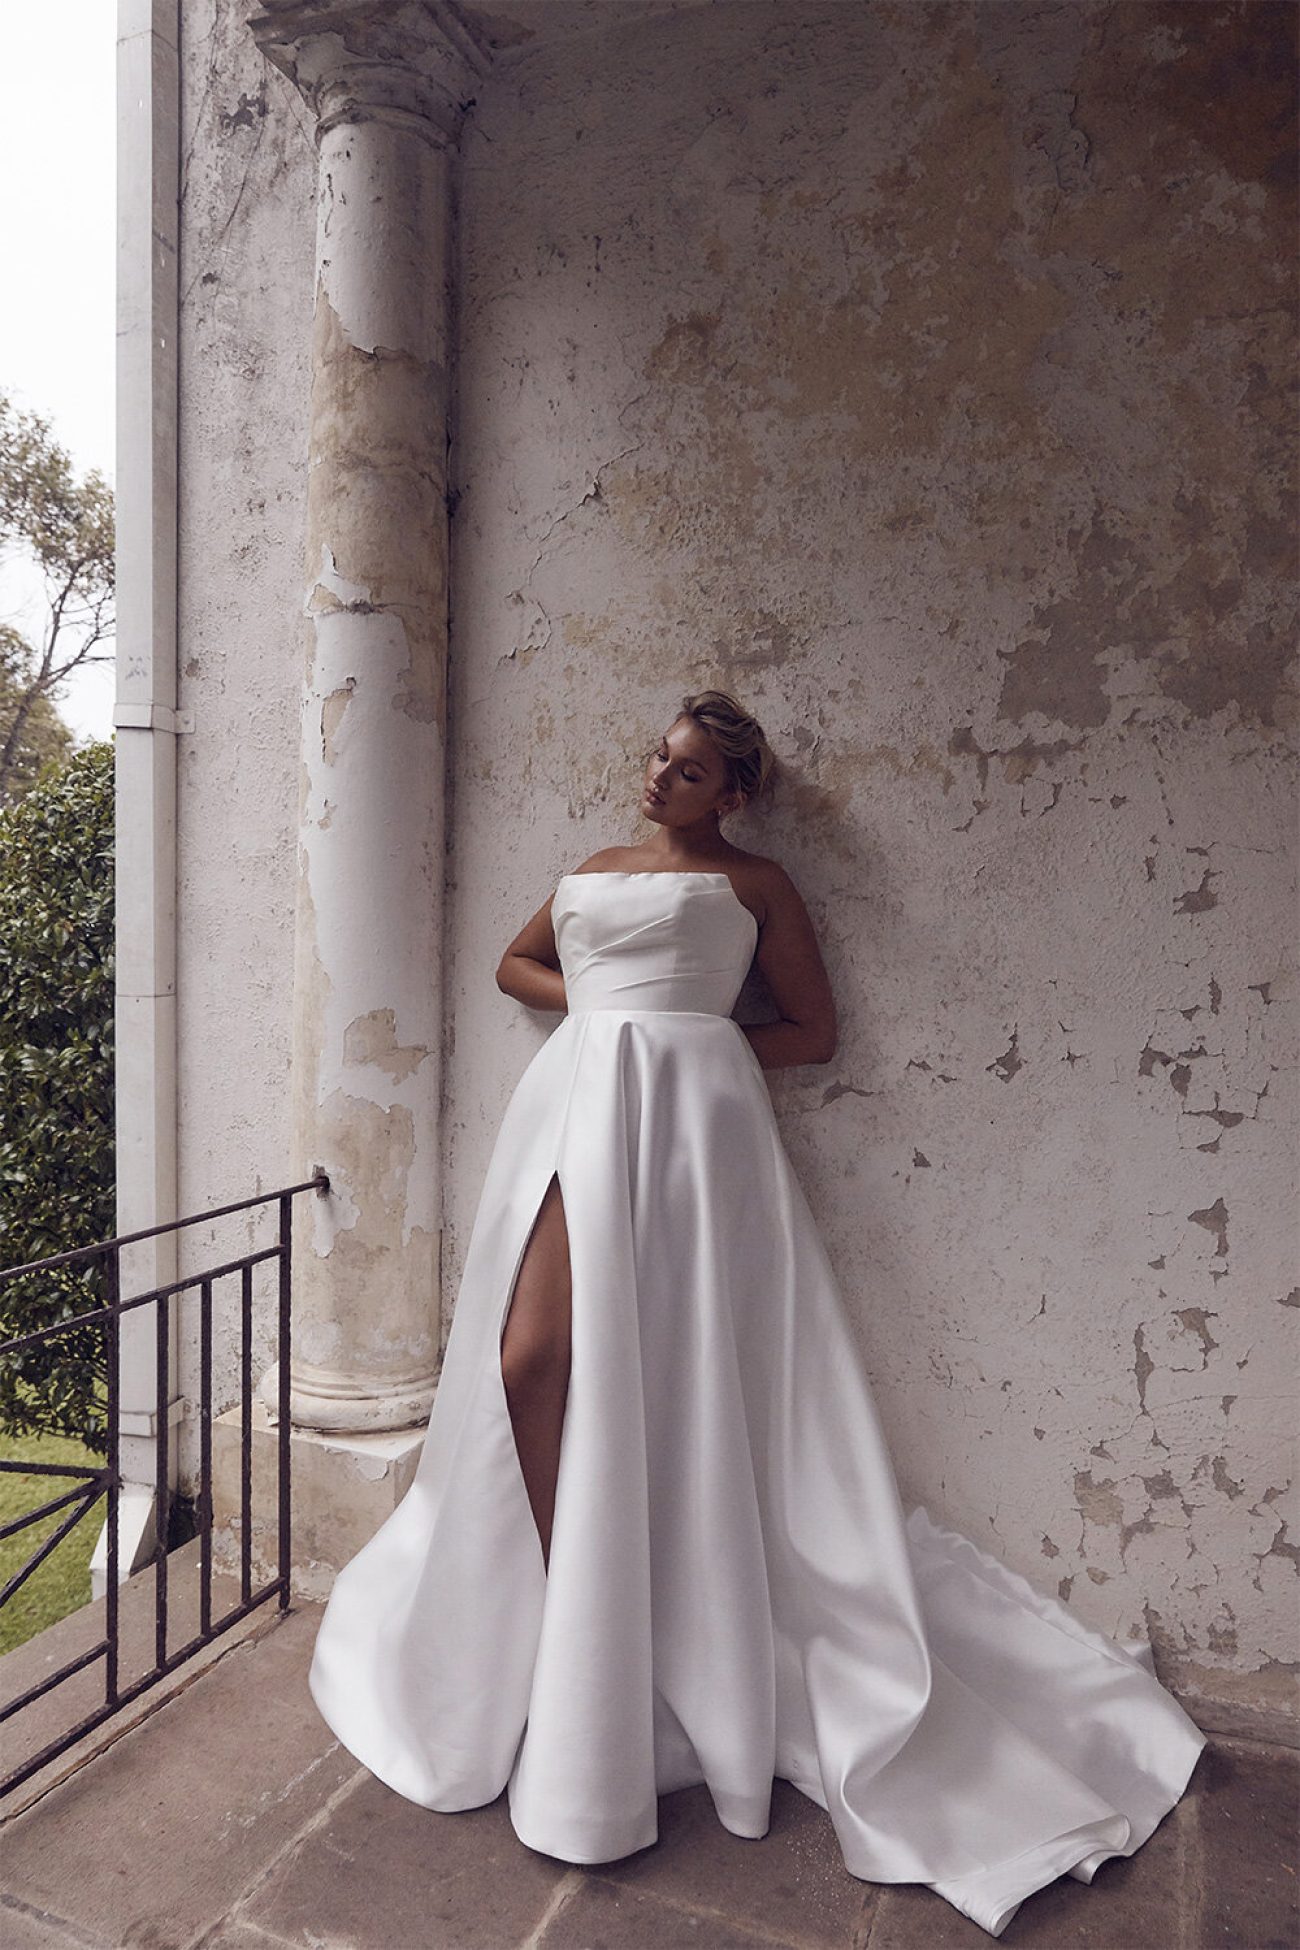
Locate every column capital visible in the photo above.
<box><xmin>250</xmin><ymin>0</ymin><xmax>494</xmax><ymax>147</ymax></box>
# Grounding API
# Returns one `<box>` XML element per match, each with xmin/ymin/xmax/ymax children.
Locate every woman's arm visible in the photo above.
<box><xmin>495</xmin><ymin>893</ymin><xmax>567</xmax><ymax>1012</ymax></box>
<box><xmin>495</xmin><ymin>849</ymin><xmax>629</xmax><ymax>1010</ymax></box>
<box><xmin>742</xmin><ymin>863</ymin><xmax>838</xmax><ymax>1070</ymax></box>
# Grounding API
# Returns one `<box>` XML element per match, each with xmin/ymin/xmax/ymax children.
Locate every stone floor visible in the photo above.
<box><xmin>1</xmin><ymin>1595</ymin><xmax>1296</xmax><ymax>1950</ymax></box>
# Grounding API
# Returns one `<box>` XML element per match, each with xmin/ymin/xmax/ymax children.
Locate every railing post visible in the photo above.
<box><xmin>0</xmin><ymin>1175</ymin><xmax>325</xmax><ymax>1799</ymax></box>
<box><xmin>277</xmin><ymin>1192</ymin><xmax>293</xmax><ymax>1609</ymax></box>
<box><xmin>105</xmin><ymin>1245</ymin><xmax>121</xmax><ymax>1705</ymax></box>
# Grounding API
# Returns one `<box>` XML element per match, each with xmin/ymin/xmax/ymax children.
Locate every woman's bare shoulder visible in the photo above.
<box><xmin>726</xmin><ymin>847</ymin><xmax>786</xmax><ymax>873</ymax></box>
<box><xmin>728</xmin><ymin>849</ymin><xmax>795</xmax><ymax>894</ymax></box>
<box><xmin>721</xmin><ymin>851</ymin><xmax>801</xmax><ymax>930</ymax></box>
<box><xmin>564</xmin><ymin>845</ymin><xmax>638</xmax><ymax>878</ymax></box>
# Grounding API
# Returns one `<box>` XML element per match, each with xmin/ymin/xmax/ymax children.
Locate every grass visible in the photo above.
<box><xmin>0</xmin><ymin>1424</ymin><xmax>103</xmax><ymax>1656</ymax></box>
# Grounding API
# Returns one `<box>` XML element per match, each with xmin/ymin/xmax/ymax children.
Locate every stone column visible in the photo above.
<box><xmin>249</xmin><ymin>6</ymin><xmax>491</xmax><ymax>1449</ymax></box>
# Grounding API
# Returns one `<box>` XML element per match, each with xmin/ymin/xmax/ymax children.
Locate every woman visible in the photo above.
<box><xmin>308</xmin><ymin>689</ymin><xmax>1205</xmax><ymax>1939</ymax></box>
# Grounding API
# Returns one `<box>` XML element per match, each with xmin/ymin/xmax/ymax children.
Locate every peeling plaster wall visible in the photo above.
<box><xmin>174</xmin><ymin>3</ymin><xmax>316</xmax><ymax>1430</ymax></box>
<box><xmin>445</xmin><ymin>0</ymin><xmax>1298</xmax><ymax>1733</ymax></box>
<box><xmin>169</xmin><ymin>0</ymin><xmax>1297</xmax><ymax>1732</ymax></box>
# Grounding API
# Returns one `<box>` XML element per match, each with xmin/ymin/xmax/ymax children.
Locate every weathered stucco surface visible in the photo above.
<box><xmin>174</xmin><ymin>3</ymin><xmax>315</xmax><ymax>1430</ymax></box>
<box><xmin>176</xmin><ymin>0</ymin><xmax>1297</xmax><ymax>1731</ymax></box>
<box><xmin>444</xmin><ymin>0</ymin><xmax>1298</xmax><ymax>1733</ymax></box>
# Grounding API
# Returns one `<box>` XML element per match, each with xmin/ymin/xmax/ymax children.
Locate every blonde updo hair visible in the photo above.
<box><xmin>677</xmin><ymin>689</ymin><xmax>778</xmax><ymax>811</ymax></box>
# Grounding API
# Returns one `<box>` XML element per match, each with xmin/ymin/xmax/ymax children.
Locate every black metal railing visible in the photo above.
<box><xmin>0</xmin><ymin>1173</ymin><xmax>329</xmax><ymax>1797</ymax></box>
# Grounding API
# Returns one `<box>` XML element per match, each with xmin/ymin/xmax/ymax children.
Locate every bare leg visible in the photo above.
<box><xmin>500</xmin><ymin>1172</ymin><xmax>572</xmax><ymax>1570</ymax></box>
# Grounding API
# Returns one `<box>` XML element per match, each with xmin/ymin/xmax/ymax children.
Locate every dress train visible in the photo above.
<box><xmin>307</xmin><ymin>871</ymin><xmax>1205</xmax><ymax>1938</ymax></box>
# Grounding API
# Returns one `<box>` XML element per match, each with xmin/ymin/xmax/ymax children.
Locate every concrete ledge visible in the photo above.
<box><xmin>211</xmin><ymin>1397</ymin><xmax>427</xmax><ymax>1601</ymax></box>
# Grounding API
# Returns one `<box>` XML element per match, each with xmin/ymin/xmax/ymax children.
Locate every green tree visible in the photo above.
<box><xmin>0</xmin><ymin>741</ymin><xmax>114</xmax><ymax>1449</ymax></box>
<box><xmin>0</xmin><ymin>391</ymin><xmax>113</xmax><ymax>802</ymax></box>
<box><xmin>1</xmin><ymin>628</ymin><xmax>74</xmax><ymax>800</ymax></box>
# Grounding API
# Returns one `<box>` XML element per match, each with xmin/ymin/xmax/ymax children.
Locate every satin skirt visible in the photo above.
<box><xmin>307</xmin><ymin>1007</ymin><xmax>1205</xmax><ymax>1939</ymax></box>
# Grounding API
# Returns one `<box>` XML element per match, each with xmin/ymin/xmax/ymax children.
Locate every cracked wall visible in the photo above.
<box><xmin>444</xmin><ymin>0</ymin><xmax>1298</xmax><ymax>1734</ymax></box>
<box><xmin>175</xmin><ymin>0</ymin><xmax>317</xmax><ymax>1433</ymax></box>
<box><xmin>171</xmin><ymin>0</ymin><xmax>1296</xmax><ymax>1732</ymax></box>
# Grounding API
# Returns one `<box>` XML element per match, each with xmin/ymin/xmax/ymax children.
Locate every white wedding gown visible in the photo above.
<box><xmin>307</xmin><ymin>869</ymin><xmax>1205</xmax><ymax>1938</ymax></box>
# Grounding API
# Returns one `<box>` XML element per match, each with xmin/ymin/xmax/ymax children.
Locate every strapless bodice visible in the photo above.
<box><xmin>553</xmin><ymin>871</ymin><xmax>758</xmax><ymax>1017</ymax></box>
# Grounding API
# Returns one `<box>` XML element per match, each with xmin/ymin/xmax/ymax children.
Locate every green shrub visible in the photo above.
<box><xmin>0</xmin><ymin>740</ymin><xmax>114</xmax><ymax>1451</ymax></box>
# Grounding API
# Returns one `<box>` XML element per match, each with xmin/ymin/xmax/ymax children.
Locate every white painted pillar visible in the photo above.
<box><xmin>251</xmin><ymin>5</ymin><xmax>492</xmax><ymax>1439</ymax></box>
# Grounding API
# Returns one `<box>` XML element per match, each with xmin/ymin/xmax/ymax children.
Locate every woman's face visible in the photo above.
<box><xmin>641</xmin><ymin>716</ymin><xmax>739</xmax><ymax>828</ymax></box>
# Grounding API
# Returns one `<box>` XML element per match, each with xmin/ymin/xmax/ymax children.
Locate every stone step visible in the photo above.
<box><xmin>0</xmin><ymin>1533</ymin><xmax>287</xmax><ymax>1819</ymax></box>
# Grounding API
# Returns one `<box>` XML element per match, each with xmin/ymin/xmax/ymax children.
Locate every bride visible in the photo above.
<box><xmin>489</xmin><ymin>694</ymin><xmax>832</xmax><ymax>1572</ymax></box>
<box><xmin>307</xmin><ymin>688</ymin><xmax>1205</xmax><ymax>1939</ymax></box>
